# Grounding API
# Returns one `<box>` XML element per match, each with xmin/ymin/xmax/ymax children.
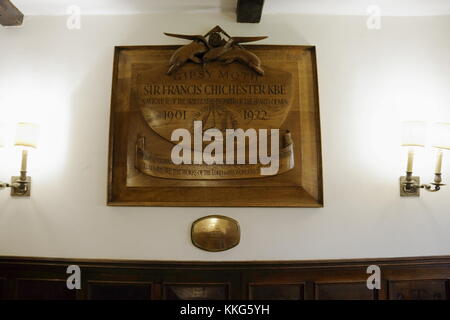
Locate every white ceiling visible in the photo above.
<box><xmin>12</xmin><ymin>0</ymin><xmax>450</xmax><ymax>16</ymax></box>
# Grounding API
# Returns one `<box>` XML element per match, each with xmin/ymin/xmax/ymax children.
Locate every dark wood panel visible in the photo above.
<box><xmin>236</xmin><ymin>0</ymin><xmax>265</xmax><ymax>23</ymax></box>
<box><xmin>88</xmin><ymin>281</ymin><xmax>152</xmax><ymax>300</ymax></box>
<box><xmin>249</xmin><ymin>283</ymin><xmax>304</xmax><ymax>300</ymax></box>
<box><xmin>15</xmin><ymin>279</ymin><xmax>76</xmax><ymax>300</ymax></box>
<box><xmin>315</xmin><ymin>282</ymin><xmax>375</xmax><ymax>300</ymax></box>
<box><xmin>0</xmin><ymin>0</ymin><xmax>24</xmax><ymax>26</ymax></box>
<box><xmin>0</xmin><ymin>278</ymin><xmax>5</xmax><ymax>299</ymax></box>
<box><xmin>0</xmin><ymin>255</ymin><xmax>450</xmax><ymax>300</ymax></box>
<box><xmin>388</xmin><ymin>280</ymin><xmax>448</xmax><ymax>300</ymax></box>
<box><xmin>163</xmin><ymin>283</ymin><xmax>229</xmax><ymax>300</ymax></box>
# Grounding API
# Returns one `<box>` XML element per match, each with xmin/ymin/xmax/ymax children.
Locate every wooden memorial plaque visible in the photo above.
<box><xmin>108</xmin><ymin>27</ymin><xmax>323</xmax><ymax>207</ymax></box>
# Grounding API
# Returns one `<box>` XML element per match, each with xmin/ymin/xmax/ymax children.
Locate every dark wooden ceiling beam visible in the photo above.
<box><xmin>236</xmin><ymin>0</ymin><xmax>265</xmax><ymax>23</ymax></box>
<box><xmin>0</xmin><ymin>0</ymin><xmax>23</xmax><ymax>26</ymax></box>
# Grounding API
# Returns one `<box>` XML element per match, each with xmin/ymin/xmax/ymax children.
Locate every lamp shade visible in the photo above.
<box><xmin>15</xmin><ymin>122</ymin><xmax>40</xmax><ymax>148</ymax></box>
<box><xmin>431</xmin><ymin>122</ymin><xmax>450</xmax><ymax>150</ymax></box>
<box><xmin>401</xmin><ymin>121</ymin><xmax>426</xmax><ymax>147</ymax></box>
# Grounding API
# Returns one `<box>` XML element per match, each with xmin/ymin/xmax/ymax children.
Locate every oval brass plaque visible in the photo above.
<box><xmin>191</xmin><ymin>215</ymin><xmax>240</xmax><ymax>252</ymax></box>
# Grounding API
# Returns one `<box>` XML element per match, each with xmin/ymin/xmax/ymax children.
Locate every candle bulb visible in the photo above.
<box><xmin>435</xmin><ymin>149</ymin><xmax>443</xmax><ymax>174</ymax></box>
<box><xmin>21</xmin><ymin>149</ymin><xmax>28</xmax><ymax>172</ymax></box>
<box><xmin>431</xmin><ymin>122</ymin><xmax>450</xmax><ymax>176</ymax></box>
<box><xmin>401</xmin><ymin>121</ymin><xmax>426</xmax><ymax>175</ymax></box>
<box><xmin>407</xmin><ymin>148</ymin><xmax>414</xmax><ymax>173</ymax></box>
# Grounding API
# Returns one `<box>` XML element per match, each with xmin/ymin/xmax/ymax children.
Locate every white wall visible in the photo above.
<box><xmin>0</xmin><ymin>13</ymin><xmax>449</xmax><ymax>261</ymax></box>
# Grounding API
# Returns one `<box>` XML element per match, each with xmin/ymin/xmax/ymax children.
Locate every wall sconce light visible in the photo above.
<box><xmin>0</xmin><ymin>122</ymin><xmax>39</xmax><ymax>197</ymax></box>
<box><xmin>400</xmin><ymin>121</ymin><xmax>449</xmax><ymax>197</ymax></box>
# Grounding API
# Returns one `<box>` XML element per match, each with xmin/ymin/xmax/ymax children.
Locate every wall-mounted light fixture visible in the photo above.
<box><xmin>400</xmin><ymin>121</ymin><xmax>449</xmax><ymax>197</ymax></box>
<box><xmin>0</xmin><ymin>122</ymin><xmax>39</xmax><ymax>197</ymax></box>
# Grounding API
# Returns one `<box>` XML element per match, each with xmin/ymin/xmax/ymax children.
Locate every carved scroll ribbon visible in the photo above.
<box><xmin>135</xmin><ymin>133</ymin><xmax>295</xmax><ymax>180</ymax></box>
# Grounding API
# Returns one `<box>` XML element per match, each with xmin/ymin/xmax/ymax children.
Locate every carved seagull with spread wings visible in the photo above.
<box><xmin>164</xmin><ymin>26</ymin><xmax>267</xmax><ymax>75</ymax></box>
<box><xmin>163</xmin><ymin>33</ymin><xmax>210</xmax><ymax>75</ymax></box>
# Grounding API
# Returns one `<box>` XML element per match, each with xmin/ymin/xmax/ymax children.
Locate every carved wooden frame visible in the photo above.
<box><xmin>107</xmin><ymin>45</ymin><xmax>323</xmax><ymax>207</ymax></box>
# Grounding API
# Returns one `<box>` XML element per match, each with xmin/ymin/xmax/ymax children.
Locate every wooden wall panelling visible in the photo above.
<box><xmin>314</xmin><ymin>281</ymin><xmax>376</xmax><ymax>300</ymax></box>
<box><xmin>88</xmin><ymin>281</ymin><xmax>152</xmax><ymax>300</ymax></box>
<box><xmin>158</xmin><ymin>267</ymin><xmax>241</xmax><ymax>300</ymax></box>
<box><xmin>242</xmin><ymin>265</ymin><xmax>377</xmax><ymax>300</ymax></box>
<box><xmin>249</xmin><ymin>283</ymin><xmax>305</xmax><ymax>300</ymax></box>
<box><xmin>388</xmin><ymin>280</ymin><xmax>448</xmax><ymax>300</ymax></box>
<box><xmin>0</xmin><ymin>256</ymin><xmax>450</xmax><ymax>300</ymax></box>
<box><xmin>0</xmin><ymin>261</ymin><xmax>80</xmax><ymax>300</ymax></box>
<box><xmin>378</xmin><ymin>262</ymin><xmax>450</xmax><ymax>300</ymax></box>
<box><xmin>15</xmin><ymin>278</ymin><xmax>76</xmax><ymax>300</ymax></box>
<box><xmin>163</xmin><ymin>283</ymin><xmax>230</xmax><ymax>300</ymax></box>
<box><xmin>0</xmin><ymin>277</ymin><xmax>5</xmax><ymax>299</ymax></box>
<box><xmin>242</xmin><ymin>268</ymin><xmax>311</xmax><ymax>299</ymax></box>
<box><xmin>81</xmin><ymin>266</ymin><xmax>156</xmax><ymax>300</ymax></box>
